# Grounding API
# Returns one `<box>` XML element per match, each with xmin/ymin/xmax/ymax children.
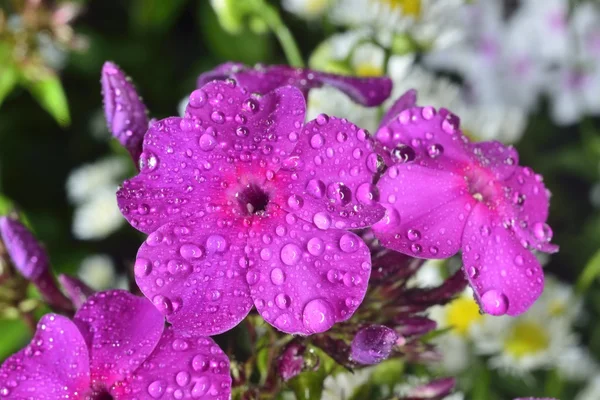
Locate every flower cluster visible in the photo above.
<box><xmin>0</xmin><ymin>55</ymin><xmax>558</xmax><ymax>399</ymax></box>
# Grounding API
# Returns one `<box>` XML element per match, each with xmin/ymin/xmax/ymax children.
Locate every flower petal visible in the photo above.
<box><xmin>311</xmin><ymin>71</ymin><xmax>392</xmax><ymax>107</ymax></box>
<box><xmin>351</xmin><ymin>325</ymin><xmax>398</xmax><ymax>365</ymax></box>
<box><xmin>196</xmin><ymin>62</ymin><xmax>245</xmax><ymax>88</ymax></box>
<box><xmin>379</xmin><ymin>89</ymin><xmax>417</xmax><ymax>128</ymax></box>
<box><xmin>116</xmin><ymin>117</ymin><xmax>238</xmax><ymax>234</ymax></box>
<box><xmin>462</xmin><ymin>204</ymin><xmax>544</xmax><ymax>316</ymax></box>
<box><xmin>0</xmin><ymin>314</ymin><xmax>90</xmax><ymax>399</ymax></box>
<box><xmin>247</xmin><ymin>211</ymin><xmax>371</xmax><ymax>334</ymax></box>
<box><xmin>73</xmin><ymin>290</ymin><xmax>164</xmax><ymax>389</ymax></box>
<box><xmin>115</xmin><ymin>327</ymin><xmax>231</xmax><ymax>400</ymax></box>
<box><xmin>134</xmin><ymin>214</ymin><xmax>253</xmax><ymax>336</ymax></box>
<box><xmin>470</xmin><ymin>141</ymin><xmax>519</xmax><ymax>180</ymax></box>
<box><xmin>276</xmin><ymin>116</ymin><xmax>385</xmax><ymax>230</ymax></box>
<box><xmin>101</xmin><ymin>61</ymin><xmax>149</xmax><ymax>162</ymax></box>
<box><xmin>374</xmin><ymin>163</ymin><xmax>475</xmax><ymax>258</ymax></box>
<box><xmin>375</xmin><ymin>106</ymin><xmax>472</xmax><ymax>168</ymax></box>
<box><xmin>185</xmin><ymin>80</ymin><xmax>305</xmax><ymax>161</ymax></box>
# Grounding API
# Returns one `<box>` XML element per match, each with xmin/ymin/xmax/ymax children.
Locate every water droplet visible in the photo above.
<box><xmin>176</xmin><ymin>371</ymin><xmax>190</xmax><ymax>387</ymax></box>
<box><xmin>179</xmin><ymin>244</ymin><xmax>203</xmax><ymax>260</ymax></box>
<box><xmin>302</xmin><ymin>298</ymin><xmax>336</xmax><ymax>333</ymax></box>
<box><xmin>327</xmin><ymin>269</ymin><xmax>340</xmax><ymax>283</ymax></box>
<box><xmin>191</xmin><ymin>376</ymin><xmax>210</xmax><ymax>397</ymax></box>
<box><xmin>147</xmin><ymin>380</ymin><xmax>166</xmax><ymax>398</ymax></box>
<box><xmin>310</xmin><ymin>134</ymin><xmax>324</xmax><ymax>149</ymax></box>
<box><xmin>280</xmin><ymin>243</ymin><xmax>302</xmax><ymax>266</ymax></box>
<box><xmin>206</xmin><ymin>235</ymin><xmax>228</xmax><ymax>253</ymax></box>
<box><xmin>199</xmin><ymin>133</ymin><xmax>217</xmax><ymax>151</ymax></box>
<box><xmin>287</xmin><ymin>194</ymin><xmax>304</xmax><ymax>210</ymax></box>
<box><xmin>326</xmin><ymin>182</ymin><xmax>352</xmax><ymax>205</ymax></box>
<box><xmin>392</xmin><ymin>144</ymin><xmax>415</xmax><ymax>163</ymax></box>
<box><xmin>146</xmin><ymin>231</ymin><xmax>164</xmax><ymax>247</ymax></box>
<box><xmin>514</xmin><ymin>255</ymin><xmax>524</xmax><ymax>266</ymax></box>
<box><xmin>366</xmin><ymin>153</ymin><xmax>385</xmax><ymax>173</ymax></box>
<box><xmin>339</xmin><ymin>233</ymin><xmax>359</xmax><ymax>253</ymax></box>
<box><xmin>481</xmin><ymin>290</ymin><xmax>509</xmax><ymax>316</ymax></box>
<box><xmin>429</xmin><ymin>246</ymin><xmax>439</xmax><ymax>255</ymax></box>
<box><xmin>188</xmin><ymin>89</ymin><xmax>206</xmax><ymax>108</ymax></box>
<box><xmin>134</xmin><ymin>258</ymin><xmax>152</xmax><ymax>277</ymax></box>
<box><xmin>306</xmin><ymin>179</ymin><xmax>326</xmax><ymax>198</ymax></box>
<box><xmin>153</xmin><ymin>295</ymin><xmax>174</xmax><ymax>315</ymax></box>
<box><xmin>246</xmin><ymin>271</ymin><xmax>259</xmax><ymax>285</ymax></box>
<box><xmin>407</xmin><ymin>229</ymin><xmax>421</xmax><ymax>241</ymax></box>
<box><xmin>275</xmin><ymin>293</ymin><xmax>291</xmax><ymax>309</ymax></box>
<box><xmin>468</xmin><ymin>266</ymin><xmax>478</xmax><ymax>278</ymax></box>
<box><xmin>260</xmin><ymin>248</ymin><xmax>272</xmax><ymax>261</ymax></box>
<box><xmin>533</xmin><ymin>222</ymin><xmax>553</xmax><ymax>242</ymax></box>
<box><xmin>313</xmin><ymin>212</ymin><xmax>331</xmax><ymax>230</ymax></box>
<box><xmin>410</xmin><ymin>243</ymin><xmax>422</xmax><ymax>253</ymax></box>
<box><xmin>316</xmin><ymin>114</ymin><xmax>329</xmax><ymax>125</ymax></box>
<box><xmin>427</xmin><ymin>143</ymin><xmax>444</xmax><ymax>158</ymax></box>
<box><xmin>356</xmin><ymin>183</ymin><xmax>379</xmax><ymax>205</ymax></box>
<box><xmin>270</xmin><ymin>268</ymin><xmax>285</xmax><ymax>285</ymax></box>
<box><xmin>192</xmin><ymin>354</ymin><xmax>209</xmax><ymax>372</ymax></box>
<box><xmin>307</xmin><ymin>237</ymin><xmax>325</xmax><ymax>256</ymax></box>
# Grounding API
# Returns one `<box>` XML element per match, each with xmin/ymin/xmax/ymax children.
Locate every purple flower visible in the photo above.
<box><xmin>350</xmin><ymin>325</ymin><xmax>398</xmax><ymax>365</ymax></box>
<box><xmin>0</xmin><ymin>290</ymin><xmax>231</xmax><ymax>399</ymax></box>
<box><xmin>0</xmin><ymin>217</ymin><xmax>72</xmax><ymax>311</ymax></box>
<box><xmin>102</xmin><ymin>61</ymin><xmax>149</xmax><ymax>163</ymax></box>
<box><xmin>404</xmin><ymin>377</ymin><xmax>456</xmax><ymax>399</ymax></box>
<box><xmin>117</xmin><ymin>80</ymin><xmax>385</xmax><ymax>335</ymax></box>
<box><xmin>372</xmin><ymin>90</ymin><xmax>558</xmax><ymax>316</ymax></box>
<box><xmin>197</xmin><ymin>62</ymin><xmax>393</xmax><ymax>107</ymax></box>
<box><xmin>57</xmin><ymin>274</ymin><xmax>94</xmax><ymax>309</ymax></box>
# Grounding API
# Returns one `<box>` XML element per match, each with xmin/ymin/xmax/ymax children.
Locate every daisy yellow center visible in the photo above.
<box><xmin>548</xmin><ymin>299</ymin><xmax>566</xmax><ymax>317</ymax></box>
<box><xmin>376</xmin><ymin>0</ymin><xmax>421</xmax><ymax>17</ymax></box>
<box><xmin>445</xmin><ymin>297</ymin><xmax>482</xmax><ymax>336</ymax></box>
<box><xmin>355</xmin><ymin>63</ymin><xmax>385</xmax><ymax>77</ymax></box>
<box><xmin>503</xmin><ymin>321</ymin><xmax>550</xmax><ymax>358</ymax></box>
<box><xmin>306</xmin><ymin>0</ymin><xmax>329</xmax><ymax>14</ymax></box>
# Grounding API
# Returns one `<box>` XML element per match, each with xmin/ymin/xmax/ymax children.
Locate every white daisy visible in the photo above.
<box><xmin>283</xmin><ymin>0</ymin><xmax>332</xmax><ymax>19</ymax></box>
<box><xmin>321</xmin><ymin>367</ymin><xmax>374</xmax><ymax>400</ymax></box>
<box><xmin>545</xmin><ymin>3</ymin><xmax>600</xmax><ymax>125</ymax></box>
<box><xmin>576</xmin><ymin>375</ymin><xmax>600</xmax><ymax>400</ymax></box>
<box><xmin>328</xmin><ymin>0</ymin><xmax>465</xmax><ymax>50</ymax></box>
<box><xmin>67</xmin><ymin>156</ymin><xmax>129</xmax><ymax>240</ymax></box>
<box><xmin>78</xmin><ymin>254</ymin><xmax>128</xmax><ymax>291</ymax></box>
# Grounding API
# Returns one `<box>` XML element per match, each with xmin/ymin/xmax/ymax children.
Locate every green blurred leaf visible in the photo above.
<box><xmin>0</xmin><ymin>193</ymin><xmax>14</xmax><ymax>215</ymax></box>
<box><xmin>0</xmin><ymin>65</ymin><xmax>18</xmax><ymax>107</ymax></box>
<box><xmin>576</xmin><ymin>247</ymin><xmax>600</xmax><ymax>293</ymax></box>
<box><xmin>23</xmin><ymin>74</ymin><xmax>71</xmax><ymax>127</ymax></box>
<box><xmin>131</xmin><ymin>0</ymin><xmax>189</xmax><ymax>33</ymax></box>
<box><xmin>287</xmin><ymin>347</ymin><xmax>337</xmax><ymax>400</ymax></box>
<box><xmin>0</xmin><ymin>319</ymin><xmax>29</xmax><ymax>360</ymax></box>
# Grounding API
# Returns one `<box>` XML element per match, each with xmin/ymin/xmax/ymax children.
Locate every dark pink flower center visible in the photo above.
<box><xmin>89</xmin><ymin>390</ymin><xmax>113</xmax><ymax>400</ymax></box>
<box><xmin>464</xmin><ymin>166</ymin><xmax>501</xmax><ymax>206</ymax></box>
<box><xmin>235</xmin><ymin>183</ymin><xmax>270</xmax><ymax>215</ymax></box>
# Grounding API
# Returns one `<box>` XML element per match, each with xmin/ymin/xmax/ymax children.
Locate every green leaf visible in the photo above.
<box><xmin>23</xmin><ymin>74</ymin><xmax>71</xmax><ymax>127</ymax></box>
<box><xmin>287</xmin><ymin>347</ymin><xmax>337</xmax><ymax>400</ymax></box>
<box><xmin>131</xmin><ymin>0</ymin><xmax>189</xmax><ymax>33</ymax></box>
<box><xmin>0</xmin><ymin>193</ymin><xmax>14</xmax><ymax>215</ymax></box>
<box><xmin>576</xmin><ymin>247</ymin><xmax>600</xmax><ymax>293</ymax></box>
<box><xmin>0</xmin><ymin>319</ymin><xmax>29</xmax><ymax>361</ymax></box>
<box><xmin>0</xmin><ymin>65</ymin><xmax>18</xmax><ymax>107</ymax></box>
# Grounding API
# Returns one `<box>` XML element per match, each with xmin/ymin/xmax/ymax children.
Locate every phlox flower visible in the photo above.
<box><xmin>0</xmin><ymin>290</ymin><xmax>231</xmax><ymax>400</ymax></box>
<box><xmin>372</xmin><ymin>90</ymin><xmax>558</xmax><ymax>316</ymax></box>
<box><xmin>116</xmin><ymin>80</ymin><xmax>385</xmax><ymax>335</ymax></box>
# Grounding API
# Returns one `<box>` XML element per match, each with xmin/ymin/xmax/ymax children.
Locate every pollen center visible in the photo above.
<box><xmin>464</xmin><ymin>166</ymin><xmax>500</xmax><ymax>206</ymax></box>
<box><xmin>236</xmin><ymin>183</ymin><xmax>270</xmax><ymax>215</ymax></box>
<box><xmin>503</xmin><ymin>321</ymin><xmax>550</xmax><ymax>358</ymax></box>
<box><xmin>446</xmin><ymin>296</ymin><xmax>483</xmax><ymax>336</ymax></box>
<box><xmin>378</xmin><ymin>0</ymin><xmax>421</xmax><ymax>17</ymax></box>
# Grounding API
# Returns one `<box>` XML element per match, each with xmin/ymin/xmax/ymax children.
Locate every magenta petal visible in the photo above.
<box><xmin>58</xmin><ymin>274</ymin><xmax>95</xmax><ymax>309</ymax></box>
<box><xmin>277</xmin><ymin>116</ymin><xmax>385</xmax><ymax>230</ymax></box>
<box><xmin>374</xmin><ymin>163</ymin><xmax>475</xmax><ymax>258</ymax></box>
<box><xmin>185</xmin><ymin>81</ymin><xmax>305</xmax><ymax>161</ymax></box>
<box><xmin>470</xmin><ymin>141</ymin><xmax>519</xmax><ymax>180</ymax></box>
<box><xmin>116</xmin><ymin>117</ymin><xmax>239</xmax><ymax>234</ymax></box>
<box><xmin>462</xmin><ymin>204</ymin><xmax>544</xmax><ymax>316</ymax></box>
<box><xmin>196</xmin><ymin>62</ymin><xmax>245</xmax><ymax>88</ymax></box>
<box><xmin>379</xmin><ymin>89</ymin><xmax>417</xmax><ymax>128</ymax></box>
<box><xmin>312</xmin><ymin>72</ymin><xmax>392</xmax><ymax>107</ymax></box>
<box><xmin>101</xmin><ymin>61</ymin><xmax>149</xmax><ymax>162</ymax></box>
<box><xmin>247</xmin><ymin>212</ymin><xmax>371</xmax><ymax>334</ymax></box>
<box><xmin>134</xmin><ymin>214</ymin><xmax>253</xmax><ymax>336</ymax></box>
<box><xmin>351</xmin><ymin>325</ymin><xmax>398</xmax><ymax>365</ymax></box>
<box><xmin>375</xmin><ymin>107</ymin><xmax>471</xmax><ymax>168</ymax></box>
<box><xmin>0</xmin><ymin>217</ymin><xmax>48</xmax><ymax>281</ymax></box>
<box><xmin>0</xmin><ymin>314</ymin><xmax>90</xmax><ymax>399</ymax></box>
<box><xmin>115</xmin><ymin>327</ymin><xmax>231</xmax><ymax>400</ymax></box>
<box><xmin>73</xmin><ymin>290</ymin><xmax>164</xmax><ymax>389</ymax></box>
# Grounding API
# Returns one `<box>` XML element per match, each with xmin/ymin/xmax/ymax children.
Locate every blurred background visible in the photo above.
<box><xmin>1</xmin><ymin>0</ymin><xmax>600</xmax><ymax>399</ymax></box>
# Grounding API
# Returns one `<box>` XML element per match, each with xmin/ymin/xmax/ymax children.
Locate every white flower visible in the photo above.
<box><xmin>78</xmin><ymin>254</ymin><xmax>127</xmax><ymax>291</ymax></box>
<box><xmin>67</xmin><ymin>156</ymin><xmax>129</xmax><ymax>240</ymax></box>
<box><xmin>283</xmin><ymin>0</ymin><xmax>332</xmax><ymax>19</ymax></box>
<box><xmin>329</xmin><ymin>0</ymin><xmax>465</xmax><ymax>49</ymax></box>
<box><xmin>545</xmin><ymin>3</ymin><xmax>600</xmax><ymax>125</ymax></box>
<box><xmin>425</xmin><ymin>0</ymin><xmax>547</xmax><ymax>114</ymax></box>
<box><xmin>321</xmin><ymin>367</ymin><xmax>374</xmax><ymax>400</ymax></box>
<box><xmin>577</xmin><ymin>375</ymin><xmax>600</xmax><ymax>400</ymax></box>
<box><xmin>388</xmin><ymin>55</ymin><xmax>527</xmax><ymax>143</ymax></box>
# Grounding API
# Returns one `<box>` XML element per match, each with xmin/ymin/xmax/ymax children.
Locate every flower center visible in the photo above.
<box><xmin>89</xmin><ymin>390</ymin><xmax>114</xmax><ymax>400</ymax></box>
<box><xmin>445</xmin><ymin>296</ymin><xmax>483</xmax><ymax>336</ymax></box>
<box><xmin>503</xmin><ymin>320</ymin><xmax>550</xmax><ymax>358</ymax></box>
<box><xmin>236</xmin><ymin>183</ymin><xmax>270</xmax><ymax>216</ymax></box>
<box><xmin>378</xmin><ymin>0</ymin><xmax>421</xmax><ymax>17</ymax></box>
<box><xmin>464</xmin><ymin>166</ymin><xmax>500</xmax><ymax>206</ymax></box>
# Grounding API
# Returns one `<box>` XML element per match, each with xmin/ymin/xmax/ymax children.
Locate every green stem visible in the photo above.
<box><xmin>255</xmin><ymin>1</ymin><xmax>304</xmax><ymax>67</ymax></box>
